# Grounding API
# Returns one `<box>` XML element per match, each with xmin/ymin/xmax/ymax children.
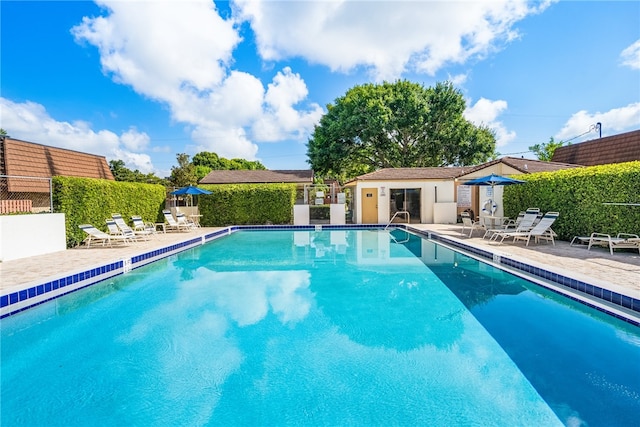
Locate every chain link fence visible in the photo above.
<box><xmin>0</xmin><ymin>175</ymin><xmax>53</xmax><ymax>214</ymax></box>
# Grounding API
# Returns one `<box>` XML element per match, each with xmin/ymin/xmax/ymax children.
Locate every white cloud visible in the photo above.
<box><xmin>234</xmin><ymin>0</ymin><xmax>553</xmax><ymax>80</ymax></box>
<box><xmin>0</xmin><ymin>97</ymin><xmax>155</xmax><ymax>173</ymax></box>
<box><xmin>464</xmin><ymin>97</ymin><xmax>516</xmax><ymax>147</ymax></box>
<box><xmin>120</xmin><ymin>127</ymin><xmax>149</xmax><ymax>152</ymax></box>
<box><xmin>556</xmin><ymin>103</ymin><xmax>640</xmax><ymax>141</ymax></box>
<box><xmin>620</xmin><ymin>39</ymin><xmax>640</xmax><ymax>70</ymax></box>
<box><xmin>71</xmin><ymin>0</ymin><xmax>323</xmax><ymax>164</ymax></box>
<box><xmin>252</xmin><ymin>67</ymin><xmax>324</xmax><ymax>142</ymax></box>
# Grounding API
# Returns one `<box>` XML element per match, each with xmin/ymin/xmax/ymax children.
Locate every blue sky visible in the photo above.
<box><xmin>2</xmin><ymin>1</ymin><xmax>639</xmax><ymax>177</ymax></box>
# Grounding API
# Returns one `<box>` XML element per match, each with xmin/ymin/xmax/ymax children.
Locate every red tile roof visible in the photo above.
<box><xmin>199</xmin><ymin>169</ymin><xmax>314</xmax><ymax>184</ymax></box>
<box><xmin>551</xmin><ymin>129</ymin><xmax>640</xmax><ymax>166</ymax></box>
<box><xmin>1</xmin><ymin>137</ymin><xmax>114</xmax><ymax>192</ymax></box>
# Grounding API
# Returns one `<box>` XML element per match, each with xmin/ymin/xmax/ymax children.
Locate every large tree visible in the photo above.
<box><xmin>191</xmin><ymin>151</ymin><xmax>266</xmax><ymax>181</ymax></box>
<box><xmin>307</xmin><ymin>80</ymin><xmax>496</xmax><ymax>180</ymax></box>
<box><xmin>529</xmin><ymin>137</ymin><xmax>566</xmax><ymax>162</ymax></box>
<box><xmin>109</xmin><ymin>160</ymin><xmax>167</xmax><ymax>184</ymax></box>
<box><xmin>169</xmin><ymin>153</ymin><xmax>198</xmax><ymax>187</ymax></box>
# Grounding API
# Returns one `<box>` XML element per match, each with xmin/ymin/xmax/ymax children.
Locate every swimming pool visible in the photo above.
<box><xmin>1</xmin><ymin>229</ymin><xmax>639</xmax><ymax>426</ymax></box>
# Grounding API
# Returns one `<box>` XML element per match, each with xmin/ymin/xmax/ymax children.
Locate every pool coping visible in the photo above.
<box><xmin>1</xmin><ymin>224</ymin><xmax>639</xmax><ymax>327</ymax></box>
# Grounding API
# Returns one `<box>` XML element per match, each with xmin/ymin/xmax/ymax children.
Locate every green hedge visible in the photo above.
<box><xmin>197</xmin><ymin>184</ymin><xmax>297</xmax><ymax>226</ymax></box>
<box><xmin>53</xmin><ymin>176</ymin><xmax>166</xmax><ymax>247</ymax></box>
<box><xmin>504</xmin><ymin>161</ymin><xmax>640</xmax><ymax>240</ymax></box>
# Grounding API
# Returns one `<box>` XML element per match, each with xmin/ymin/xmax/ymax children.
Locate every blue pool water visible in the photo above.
<box><xmin>1</xmin><ymin>229</ymin><xmax>639</xmax><ymax>426</ymax></box>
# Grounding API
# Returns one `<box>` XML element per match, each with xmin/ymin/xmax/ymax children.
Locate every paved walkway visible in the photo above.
<box><xmin>1</xmin><ymin>225</ymin><xmax>639</xmax><ymax>301</ymax></box>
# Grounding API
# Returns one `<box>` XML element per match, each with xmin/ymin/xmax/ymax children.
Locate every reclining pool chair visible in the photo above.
<box><xmin>112</xmin><ymin>213</ymin><xmax>153</xmax><ymax>240</ymax></box>
<box><xmin>586</xmin><ymin>233</ymin><xmax>640</xmax><ymax>255</ymax></box>
<box><xmin>490</xmin><ymin>212</ymin><xmax>559</xmax><ymax>246</ymax></box>
<box><xmin>78</xmin><ymin>224</ymin><xmax>132</xmax><ymax>248</ymax></box>
<box><xmin>162</xmin><ymin>210</ymin><xmax>191</xmax><ymax>232</ymax></box>
<box><xmin>487</xmin><ymin>208</ymin><xmax>541</xmax><ymax>241</ymax></box>
<box><xmin>131</xmin><ymin>215</ymin><xmax>158</xmax><ymax>234</ymax></box>
<box><xmin>176</xmin><ymin>212</ymin><xmax>197</xmax><ymax>229</ymax></box>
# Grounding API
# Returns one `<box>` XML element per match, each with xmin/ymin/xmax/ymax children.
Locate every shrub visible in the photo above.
<box><xmin>504</xmin><ymin>161</ymin><xmax>640</xmax><ymax>240</ymax></box>
<box><xmin>197</xmin><ymin>184</ymin><xmax>297</xmax><ymax>226</ymax></box>
<box><xmin>53</xmin><ymin>176</ymin><xmax>166</xmax><ymax>247</ymax></box>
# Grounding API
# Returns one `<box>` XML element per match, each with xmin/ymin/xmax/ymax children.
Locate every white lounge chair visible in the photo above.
<box><xmin>486</xmin><ymin>208</ymin><xmax>541</xmax><ymax>240</ymax></box>
<box><xmin>112</xmin><ymin>213</ymin><xmax>153</xmax><ymax>240</ymax></box>
<box><xmin>460</xmin><ymin>211</ymin><xmax>483</xmax><ymax>237</ymax></box>
<box><xmin>586</xmin><ymin>233</ymin><xmax>640</xmax><ymax>255</ymax></box>
<box><xmin>162</xmin><ymin>210</ymin><xmax>191</xmax><ymax>232</ymax></box>
<box><xmin>106</xmin><ymin>218</ymin><xmax>139</xmax><ymax>242</ymax></box>
<box><xmin>131</xmin><ymin>215</ymin><xmax>158</xmax><ymax>234</ymax></box>
<box><xmin>490</xmin><ymin>212</ymin><xmax>559</xmax><ymax>246</ymax></box>
<box><xmin>481</xmin><ymin>211</ymin><xmax>522</xmax><ymax>239</ymax></box>
<box><xmin>176</xmin><ymin>212</ymin><xmax>197</xmax><ymax>230</ymax></box>
<box><xmin>78</xmin><ymin>224</ymin><xmax>131</xmax><ymax>248</ymax></box>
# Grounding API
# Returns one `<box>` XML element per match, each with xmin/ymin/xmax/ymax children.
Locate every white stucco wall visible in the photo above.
<box><xmin>330</xmin><ymin>204</ymin><xmax>346</xmax><ymax>224</ymax></box>
<box><xmin>347</xmin><ymin>179</ymin><xmax>457</xmax><ymax>224</ymax></box>
<box><xmin>0</xmin><ymin>213</ymin><xmax>67</xmax><ymax>262</ymax></box>
<box><xmin>293</xmin><ymin>205</ymin><xmax>310</xmax><ymax>225</ymax></box>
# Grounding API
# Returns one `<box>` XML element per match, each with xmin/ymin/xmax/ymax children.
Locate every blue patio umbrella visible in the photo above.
<box><xmin>464</xmin><ymin>174</ymin><xmax>526</xmax><ymax>187</ymax></box>
<box><xmin>170</xmin><ymin>185</ymin><xmax>212</xmax><ymax>206</ymax></box>
<box><xmin>170</xmin><ymin>185</ymin><xmax>213</xmax><ymax>196</ymax></box>
<box><xmin>463</xmin><ymin>174</ymin><xmax>525</xmax><ymax>215</ymax></box>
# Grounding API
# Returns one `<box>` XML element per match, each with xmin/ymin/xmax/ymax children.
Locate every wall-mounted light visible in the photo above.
<box><xmin>380</xmin><ymin>186</ymin><xmax>386</xmax><ymax>196</ymax></box>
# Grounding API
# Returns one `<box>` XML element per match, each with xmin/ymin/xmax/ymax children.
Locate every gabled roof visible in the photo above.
<box><xmin>550</xmin><ymin>129</ymin><xmax>640</xmax><ymax>166</ymax></box>
<box><xmin>199</xmin><ymin>169</ymin><xmax>313</xmax><ymax>184</ymax></box>
<box><xmin>345</xmin><ymin>157</ymin><xmax>578</xmax><ymax>184</ymax></box>
<box><xmin>349</xmin><ymin>167</ymin><xmax>467</xmax><ymax>182</ymax></box>
<box><xmin>1</xmin><ymin>137</ymin><xmax>114</xmax><ymax>192</ymax></box>
<box><xmin>463</xmin><ymin>156</ymin><xmax>580</xmax><ymax>175</ymax></box>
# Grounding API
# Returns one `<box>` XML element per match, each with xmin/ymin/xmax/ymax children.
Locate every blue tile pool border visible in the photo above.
<box><xmin>405</xmin><ymin>225</ymin><xmax>640</xmax><ymax>327</ymax></box>
<box><xmin>2</xmin><ymin>224</ymin><xmax>638</xmax><ymax>326</ymax></box>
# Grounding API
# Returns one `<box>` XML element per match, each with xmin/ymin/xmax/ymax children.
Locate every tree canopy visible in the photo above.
<box><xmin>529</xmin><ymin>137</ymin><xmax>566</xmax><ymax>162</ymax></box>
<box><xmin>109</xmin><ymin>160</ymin><xmax>167</xmax><ymax>185</ymax></box>
<box><xmin>169</xmin><ymin>153</ymin><xmax>198</xmax><ymax>187</ymax></box>
<box><xmin>191</xmin><ymin>151</ymin><xmax>266</xmax><ymax>181</ymax></box>
<box><xmin>306</xmin><ymin>80</ymin><xmax>496</xmax><ymax>180</ymax></box>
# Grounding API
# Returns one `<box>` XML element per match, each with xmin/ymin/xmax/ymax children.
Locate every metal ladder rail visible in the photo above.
<box><xmin>384</xmin><ymin>211</ymin><xmax>410</xmax><ymax>230</ymax></box>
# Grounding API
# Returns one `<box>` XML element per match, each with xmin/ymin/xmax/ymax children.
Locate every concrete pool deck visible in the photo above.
<box><xmin>1</xmin><ymin>224</ymin><xmax>639</xmax><ymax>316</ymax></box>
<box><xmin>409</xmin><ymin>224</ymin><xmax>640</xmax><ymax>300</ymax></box>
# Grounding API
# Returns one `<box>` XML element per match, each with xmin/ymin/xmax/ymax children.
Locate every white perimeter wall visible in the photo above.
<box><xmin>0</xmin><ymin>213</ymin><xmax>66</xmax><ymax>262</ymax></box>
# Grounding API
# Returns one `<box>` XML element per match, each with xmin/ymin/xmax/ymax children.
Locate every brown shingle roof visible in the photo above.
<box><xmin>1</xmin><ymin>137</ymin><xmax>114</xmax><ymax>192</ymax></box>
<box><xmin>464</xmin><ymin>156</ymin><xmax>581</xmax><ymax>174</ymax></box>
<box><xmin>346</xmin><ymin>157</ymin><xmax>579</xmax><ymax>184</ymax></box>
<box><xmin>551</xmin><ymin>129</ymin><xmax>640</xmax><ymax>166</ymax></box>
<box><xmin>350</xmin><ymin>167</ymin><xmax>467</xmax><ymax>182</ymax></box>
<box><xmin>199</xmin><ymin>169</ymin><xmax>313</xmax><ymax>184</ymax></box>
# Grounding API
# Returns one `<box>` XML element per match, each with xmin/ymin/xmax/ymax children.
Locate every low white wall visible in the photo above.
<box><xmin>0</xmin><ymin>213</ymin><xmax>67</xmax><ymax>262</ymax></box>
<box><xmin>330</xmin><ymin>204</ymin><xmax>346</xmax><ymax>225</ymax></box>
<box><xmin>433</xmin><ymin>202</ymin><xmax>457</xmax><ymax>224</ymax></box>
<box><xmin>293</xmin><ymin>205</ymin><xmax>310</xmax><ymax>225</ymax></box>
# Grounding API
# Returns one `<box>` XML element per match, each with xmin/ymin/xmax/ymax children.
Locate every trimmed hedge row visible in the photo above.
<box><xmin>53</xmin><ymin>176</ymin><xmax>166</xmax><ymax>247</ymax></box>
<box><xmin>503</xmin><ymin>161</ymin><xmax>640</xmax><ymax>241</ymax></box>
<box><xmin>197</xmin><ymin>183</ymin><xmax>297</xmax><ymax>226</ymax></box>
